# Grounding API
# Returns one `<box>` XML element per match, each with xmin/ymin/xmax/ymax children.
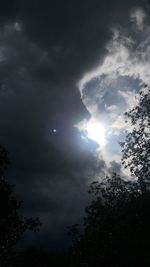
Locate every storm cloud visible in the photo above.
<box><xmin>0</xmin><ymin>0</ymin><xmax>149</xmax><ymax>249</ymax></box>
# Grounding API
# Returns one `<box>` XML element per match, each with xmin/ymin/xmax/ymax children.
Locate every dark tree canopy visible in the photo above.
<box><xmin>120</xmin><ymin>85</ymin><xmax>150</xmax><ymax>192</ymax></box>
<box><xmin>69</xmin><ymin>174</ymin><xmax>150</xmax><ymax>267</ymax></box>
<box><xmin>15</xmin><ymin>247</ymin><xmax>69</xmax><ymax>267</ymax></box>
<box><xmin>0</xmin><ymin>145</ymin><xmax>41</xmax><ymax>267</ymax></box>
<box><xmin>68</xmin><ymin>86</ymin><xmax>150</xmax><ymax>267</ymax></box>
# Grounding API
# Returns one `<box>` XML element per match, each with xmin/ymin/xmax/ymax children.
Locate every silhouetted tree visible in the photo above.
<box><xmin>0</xmin><ymin>145</ymin><xmax>41</xmax><ymax>267</ymax></box>
<box><xmin>69</xmin><ymin>85</ymin><xmax>150</xmax><ymax>266</ymax></box>
<box><xmin>15</xmin><ymin>246</ymin><xmax>69</xmax><ymax>267</ymax></box>
<box><xmin>120</xmin><ymin>85</ymin><xmax>150</xmax><ymax>192</ymax></box>
<box><xmin>69</xmin><ymin>174</ymin><xmax>150</xmax><ymax>267</ymax></box>
<box><xmin>69</xmin><ymin>174</ymin><xmax>141</xmax><ymax>266</ymax></box>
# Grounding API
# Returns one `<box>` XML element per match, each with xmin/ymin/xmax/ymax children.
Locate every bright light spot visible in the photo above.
<box><xmin>52</xmin><ymin>128</ymin><xmax>57</xmax><ymax>134</ymax></box>
<box><xmin>86</xmin><ymin>120</ymin><xmax>106</xmax><ymax>146</ymax></box>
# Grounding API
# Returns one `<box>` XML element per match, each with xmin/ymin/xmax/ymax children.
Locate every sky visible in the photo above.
<box><xmin>0</xmin><ymin>0</ymin><xmax>150</xmax><ymax>250</ymax></box>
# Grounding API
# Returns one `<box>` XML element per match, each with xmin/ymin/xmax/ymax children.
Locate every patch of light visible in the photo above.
<box><xmin>86</xmin><ymin>120</ymin><xmax>106</xmax><ymax>146</ymax></box>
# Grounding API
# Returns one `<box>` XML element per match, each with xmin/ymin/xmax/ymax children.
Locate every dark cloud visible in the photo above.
<box><xmin>0</xmin><ymin>0</ymin><xmax>148</xmax><ymax>249</ymax></box>
<box><xmin>1</xmin><ymin>0</ymin><xmax>142</xmax><ymax>87</ymax></box>
<box><xmin>108</xmin><ymin>160</ymin><xmax>122</xmax><ymax>174</ymax></box>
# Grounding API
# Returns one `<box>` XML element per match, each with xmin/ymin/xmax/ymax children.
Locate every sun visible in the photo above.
<box><xmin>86</xmin><ymin>120</ymin><xmax>106</xmax><ymax>146</ymax></box>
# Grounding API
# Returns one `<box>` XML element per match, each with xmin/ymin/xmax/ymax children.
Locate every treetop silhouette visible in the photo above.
<box><xmin>0</xmin><ymin>145</ymin><xmax>41</xmax><ymax>267</ymax></box>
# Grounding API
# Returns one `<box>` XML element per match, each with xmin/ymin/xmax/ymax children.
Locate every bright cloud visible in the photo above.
<box><xmin>76</xmin><ymin>8</ymin><xmax>150</xmax><ymax>170</ymax></box>
<box><xmin>130</xmin><ymin>8</ymin><xmax>146</xmax><ymax>30</ymax></box>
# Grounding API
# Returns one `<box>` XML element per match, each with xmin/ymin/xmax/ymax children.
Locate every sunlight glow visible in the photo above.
<box><xmin>86</xmin><ymin>121</ymin><xmax>106</xmax><ymax>146</ymax></box>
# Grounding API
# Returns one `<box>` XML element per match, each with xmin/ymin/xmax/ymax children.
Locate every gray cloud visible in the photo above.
<box><xmin>0</xmin><ymin>21</ymin><xmax>104</xmax><ymax>249</ymax></box>
<box><xmin>77</xmin><ymin>7</ymin><xmax>150</xmax><ymax>173</ymax></box>
<box><xmin>0</xmin><ymin>0</ymin><xmax>149</xmax><ymax>249</ymax></box>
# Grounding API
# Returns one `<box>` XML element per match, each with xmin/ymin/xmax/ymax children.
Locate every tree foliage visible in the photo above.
<box><xmin>15</xmin><ymin>247</ymin><xmax>69</xmax><ymax>267</ymax></box>
<box><xmin>120</xmin><ymin>85</ymin><xmax>150</xmax><ymax>192</ymax></box>
<box><xmin>69</xmin><ymin>174</ymin><xmax>150</xmax><ymax>267</ymax></box>
<box><xmin>69</xmin><ymin>85</ymin><xmax>150</xmax><ymax>266</ymax></box>
<box><xmin>0</xmin><ymin>145</ymin><xmax>41</xmax><ymax>267</ymax></box>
